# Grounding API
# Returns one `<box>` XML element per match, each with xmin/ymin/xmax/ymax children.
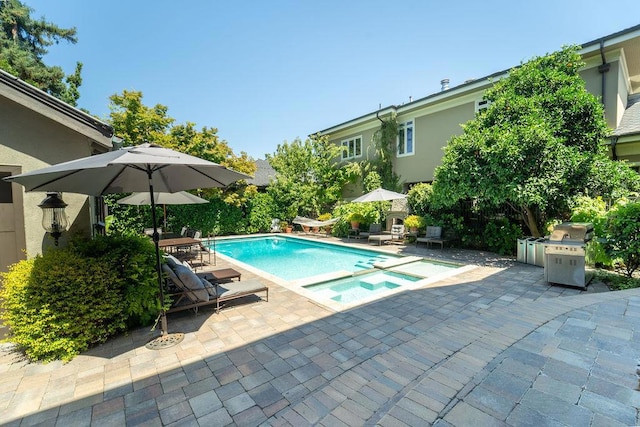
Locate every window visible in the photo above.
<box><xmin>475</xmin><ymin>99</ymin><xmax>491</xmax><ymax>113</ymax></box>
<box><xmin>341</xmin><ymin>136</ymin><xmax>362</xmax><ymax>160</ymax></box>
<box><xmin>0</xmin><ymin>172</ymin><xmax>13</xmax><ymax>203</ymax></box>
<box><xmin>397</xmin><ymin>120</ymin><xmax>414</xmax><ymax>156</ymax></box>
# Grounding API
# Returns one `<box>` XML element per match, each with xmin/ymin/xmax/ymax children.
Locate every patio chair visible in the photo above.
<box><xmin>416</xmin><ymin>226</ymin><xmax>446</xmax><ymax>248</ymax></box>
<box><xmin>368</xmin><ymin>224</ymin><xmax>405</xmax><ymax>245</ymax></box>
<box><xmin>176</xmin><ymin>230</ymin><xmax>201</xmax><ymax>258</ymax></box>
<box><xmin>163</xmin><ymin>255</ymin><xmax>268</xmax><ymax>314</ymax></box>
<box><xmin>359</xmin><ymin>223</ymin><xmax>382</xmax><ymax>239</ymax></box>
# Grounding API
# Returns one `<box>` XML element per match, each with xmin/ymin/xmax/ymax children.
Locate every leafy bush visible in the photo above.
<box><xmin>407</xmin><ymin>183</ymin><xmax>434</xmax><ymax>217</ymax></box>
<box><xmin>596</xmin><ymin>270</ymin><xmax>640</xmax><ymax>290</ymax></box>
<box><xmin>1</xmin><ymin>251</ymin><xmax>125</xmax><ymax>362</ymax></box>
<box><xmin>569</xmin><ymin>196</ymin><xmax>612</xmax><ymax>266</ymax></box>
<box><xmin>482</xmin><ymin>218</ymin><xmax>522</xmax><ymax>255</ymax></box>
<box><xmin>603</xmin><ymin>200</ymin><xmax>640</xmax><ymax>277</ymax></box>
<box><xmin>330</xmin><ymin>202</ymin><xmax>379</xmax><ymax>236</ymax></box>
<box><xmin>247</xmin><ymin>192</ymin><xmax>276</xmax><ymax>233</ymax></box>
<box><xmin>0</xmin><ymin>234</ymin><xmax>160</xmax><ymax>362</ymax></box>
<box><xmin>404</xmin><ymin>215</ymin><xmax>425</xmax><ymax>230</ymax></box>
<box><xmin>70</xmin><ymin>234</ymin><xmax>160</xmax><ymax>326</ymax></box>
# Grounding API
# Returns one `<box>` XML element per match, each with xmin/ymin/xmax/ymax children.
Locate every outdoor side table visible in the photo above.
<box><xmin>210</xmin><ymin>268</ymin><xmax>242</xmax><ymax>283</ymax></box>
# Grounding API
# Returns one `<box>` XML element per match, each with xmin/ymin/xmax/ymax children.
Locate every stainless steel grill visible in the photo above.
<box><xmin>543</xmin><ymin>222</ymin><xmax>594</xmax><ymax>289</ymax></box>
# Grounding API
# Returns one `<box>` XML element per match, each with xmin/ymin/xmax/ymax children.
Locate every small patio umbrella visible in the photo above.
<box><xmin>351</xmin><ymin>187</ymin><xmax>407</xmax><ymax>203</ymax></box>
<box><xmin>117</xmin><ymin>191</ymin><xmax>208</xmax><ymax>230</ymax></box>
<box><xmin>5</xmin><ymin>143</ymin><xmax>250</xmax><ymax>344</ymax></box>
<box><xmin>352</xmin><ymin>187</ymin><xmax>407</xmax><ymax>224</ymax></box>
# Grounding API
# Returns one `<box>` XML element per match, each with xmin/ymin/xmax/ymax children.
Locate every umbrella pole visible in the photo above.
<box><xmin>147</xmin><ymin>171</ymin><xmax>168</xmax><ymax>336</ymax></box>
<box><xmin>163</xmin><ymin>204</ymin><xmax>167</xmax><ymax>231</ymax></box>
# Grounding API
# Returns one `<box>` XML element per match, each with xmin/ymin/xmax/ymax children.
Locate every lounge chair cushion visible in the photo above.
<box><xmin>216</xmin><ymin>280</ymin><xmax>268</xmax><ymax>299</ymax></box>
<box><xmin>204</xmin><ymin>280</ymin><xmax>217</xmax><ymax>298</ymax></box>
<box><xmin>173</xmin><ymin>264</ymin><xmax>209</xmax><ymax>302</ymax></box>
<box><xmin>162</xmin><ymin>263</ymin><xmax>180</xmax><ymax>284</ymax></box>
<box><xmin>165</xmin><ymin>254</ymin><xmax>182</xmax><ymax>269</ymax></box>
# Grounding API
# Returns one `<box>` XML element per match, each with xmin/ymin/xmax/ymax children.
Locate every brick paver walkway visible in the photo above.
<box><xmin>1</xmin><ymin>236</ymin><xmax>638</xmax><ymax>426</ymax></box>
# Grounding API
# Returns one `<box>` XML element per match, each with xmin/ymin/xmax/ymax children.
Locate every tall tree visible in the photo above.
<box><xmin>267</xmin><ymin>135</ymin><xmax>356</xmax><ymax>219</ymax></box>
<box><xmin>432</xmin><ymin>45</ymin><xmax>638</xmax><ymax>237</ymax></box>
<box><xmin>108</xmin><ymin>90</ymin><xmax>174</xmax><ymax>146</ymax></box>
<box><xmin>0</xmin><ymin>0</ymin><xmax>82</xmax><ymax>105</ymax></box>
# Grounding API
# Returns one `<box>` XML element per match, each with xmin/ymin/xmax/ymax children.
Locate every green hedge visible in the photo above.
<box><xmin>0</xmin><ymin>234</ymin><xmax>160</xmax><ymax>362</ymax></box>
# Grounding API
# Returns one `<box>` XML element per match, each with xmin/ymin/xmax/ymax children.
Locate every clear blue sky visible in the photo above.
<box><xmin>26</xmin><ymin>0</ymin><xmax>640</xmax><ymax>159</ymax></box>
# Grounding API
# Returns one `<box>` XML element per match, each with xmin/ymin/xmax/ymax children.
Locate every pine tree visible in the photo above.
<box><xmin>0</xmin><ymin>0</ymin><xmax>82</xmax><ymax>105</ymax></box>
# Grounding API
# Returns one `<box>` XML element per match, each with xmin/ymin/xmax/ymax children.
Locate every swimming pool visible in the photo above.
<box><xmin>211</xmin><ymin>236</ymin><xmax>397</xmax><ymax>281</ymax></box>
<box><xmin>208</xmin><ymin>235</ymin><xmax>470</xmax><ymax>309</ymax></box>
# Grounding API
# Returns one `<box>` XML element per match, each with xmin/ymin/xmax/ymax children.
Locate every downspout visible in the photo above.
<box><xmin>597</xmin><ymin>39</ymin><xmax>611</xmax><ymax>109</ymax></box>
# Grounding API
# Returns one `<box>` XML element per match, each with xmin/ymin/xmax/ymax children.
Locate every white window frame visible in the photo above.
<box><xmin>475</xmin><ymin>99</ymin><xmax>491</xmax><ymax>113</ymax></box>
<box><xmin>341</xmin><ymin>136</ymin><xmax>362</xmax><ymax>160</ymax></box>
<box><xmin>397</xmin><ymin>120</ymin><xmax>414</xmax><ymax>157</ymax></box>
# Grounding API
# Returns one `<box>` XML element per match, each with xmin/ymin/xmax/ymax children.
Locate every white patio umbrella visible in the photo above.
<box><xmin>5</xmin><ymin>143</ymin><xmax>250</xmax><ymax>343</ymax></box>
<box><xmin>351</xmin><ymin>187</ymin><xmax>407</xmax><ymax>203</ymax></box>
<box><xmin>117</xmin><ymin>191</ymin><xmax>208</xmax><ymax>230</ymax></box>
<box><xmin>352</xmin><ymin>187</ymin><xmax>407</xmax><ymax>225</ymax></box>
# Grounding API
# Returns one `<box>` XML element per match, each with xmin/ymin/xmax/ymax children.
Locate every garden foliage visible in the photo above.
<box><xmin>0</xmin><ymin>234</ymin><xmax>159</xmax><ymax>362</ymax></box>
<box><xmin>431</xmin><ymin>45</ymin><xmax>634</xmax><ymax>237</ymax></box>
<box><xmin>603</xmin><ymin>200</ymin><xmax>640</xmax><ymax>278</ymax></box>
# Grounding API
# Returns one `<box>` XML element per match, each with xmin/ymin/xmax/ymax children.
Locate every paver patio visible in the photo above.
<box><xmin>1</xmin><ymin>236</ymin><xmax>639</xmax><ymax>426</ymax></box>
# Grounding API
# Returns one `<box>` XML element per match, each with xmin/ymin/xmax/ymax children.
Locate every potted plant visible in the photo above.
<box><xmin>281</xmin><ymin>221</ymin><xmax>292</xmax><ymax>233</ymax></box>
<box><xmin>404</xmin><ymin>215</ymin><xmax>425</xmax><ymax>233</ymax></box>
<box><xmin>348</xmin><ymin>212</ymin><xmax>365</xmax><ymax>230</ymax></box>
<box><xmin>318</xmin><ymin>213</ymin><xmax>333</xmax><ymax>234</ymax></box>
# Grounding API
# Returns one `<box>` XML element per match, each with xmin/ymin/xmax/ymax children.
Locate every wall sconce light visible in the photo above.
<box><xmin>38</xmin><ymin>192</ymin><xmax>68</xmax><ymax>246</ymax></box>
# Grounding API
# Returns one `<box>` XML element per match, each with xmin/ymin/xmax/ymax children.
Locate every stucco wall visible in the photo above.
<box><xmin>395</xmin><ymin>102</ymin><xmax>471</xmax><ymax>184</ymax></box>
<box><xmin>0</xmin><ymin>95</ymin><xmax>96</xmax><ymax>257</ymax></box>
<box><xmin>580</xmin><ymin>59</ymin><xmax>623</xmax><ymax>130</ymax></box>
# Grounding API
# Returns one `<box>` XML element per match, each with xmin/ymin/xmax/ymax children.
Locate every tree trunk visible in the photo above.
<box><xmin>522</xmin><ymin>205</ymin><xmax>542</xmax><ymax>237</ymax></box>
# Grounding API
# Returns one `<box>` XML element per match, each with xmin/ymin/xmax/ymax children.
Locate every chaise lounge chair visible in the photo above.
<box><xmin>163</xmin><ymin>255</ymin><xmax>268</xmax><ymax>314</ymax></box>
<box><xmin>368</xmin><ymin>224</ymin><xmax>405</xmax><ymax>245</ymax></box>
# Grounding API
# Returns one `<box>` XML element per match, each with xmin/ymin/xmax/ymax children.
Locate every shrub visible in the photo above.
<box><xmin>70</xmin><ymin>234</ymin><xmax>160</xmax><ymax>326</ymax></box>
<box><xmin>247</xmin><ymin>192</ymin><xmax>276</xmax><ymax>233</ymax></box>
<box><xmin>0</xmin><ymin>234</ymin><xmax>160</xmax><ymax>362</ymax></box>
<box><xmin>569</xmin><ymin>196</ymin><xmax>612</xmax><ymax>266</ymax></box>
<box><xmin>404</xmin><ymin>215</ymin><xmax>425</xmax><ymax>230</ymax></box>
<box><xmin>482</xmin><ymin>218</ymin><xmax>522</xmax><ymax>255</ymax></box>
<box><xmin>347</xmin><ymin>212</ymin><xmax>365</xmax><ymax>223</ymax></box>
<box><xmin>407</xmin><ymin>183</ymin><xmax>434</xmax><ymax>217</ymax></box>
<box><xmin>1</xmin><ymin>251</ymin><xmax>125</xmax><ymax>362</ymax></box>
<box><xmin>603</xmin><ymin>200</ymin><xmax>640</xmax><ymax>278</ymax></box>
<box><xmin>596</xmin><ymin>270</ymin><xmax>640</xmax><ymax>290</ymax></box>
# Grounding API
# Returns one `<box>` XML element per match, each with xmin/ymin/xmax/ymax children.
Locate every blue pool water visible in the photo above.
<box><xmin>210</xmin><ymin>236</ymin><xmax>396</xmax><ymax>281</ymax></box>
<box><xmin>304</xmin><ymin>271</ymin><xmax>421</xmax><ymax>304</ymax></box>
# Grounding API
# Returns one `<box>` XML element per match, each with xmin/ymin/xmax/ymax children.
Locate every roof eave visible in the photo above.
<box><xmin>0</xmin><ymin>69</ymin><xmax>114</xmax><ymax>144</ymax></box>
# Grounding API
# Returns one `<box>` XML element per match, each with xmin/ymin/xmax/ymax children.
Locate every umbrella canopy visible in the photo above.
<box><xmin>352</xmin><ymin>187</ymin><xmax>407</xmax><ymax>225</ymax></box>
<box><xmin>118</xmin><ymin>191</ymin><xmax>209</xmax><ymax>231</ymax></box>
<box><xmin>117</xmin><ymin>191</ymin><xmax>208</xmax><ymax>206</ymax></box>
<box><xmin>351</xmin><ymin>187</ymin><xmax>407</xmax><ymax>203</ymax></box>
<box><xmin>8</xmin><ymin>143</ymin><xmax>247</xmax><ymax>194</ymax></box>
<box><xmin>5</xmin><ymin>143</ymin><xmax>250</xmax><ymax>338</ymax></box>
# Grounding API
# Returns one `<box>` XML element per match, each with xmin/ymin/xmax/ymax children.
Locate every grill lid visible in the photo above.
<box><xmin>549</xmin><ymin>222</ymin><xmax>594</xmax><ymax>243</ymax></box>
